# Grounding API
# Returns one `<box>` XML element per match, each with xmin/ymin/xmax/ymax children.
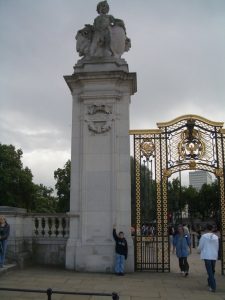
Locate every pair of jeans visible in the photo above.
<box><xmin>115</xmin><ymin>254</ymin><xmax>125</xmax><ymax>274</ymax></box>
<box><xmin>204</xmin><ymin>259</ymin><xmax>216</xmax><ymax>291</ymax></box>
<box><xmin>0</xmin><ymin>240</ymin><xmax>8</xmax><ymax>267</ymax></box>
<box><xmin>178</xmin><ymin>257</ymin><xmax>189</xmax><ymax>273</ymax></box>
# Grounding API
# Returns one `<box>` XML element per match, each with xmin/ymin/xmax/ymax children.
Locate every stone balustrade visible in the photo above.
<box><xmin>0</xmin><ymin>206</ymin><xmax>71</xmax><ymax>267</ymax></box>
<box><xmin>33</xmin><ymin>214</ymin><xmax>69</xmax><ymax>238</ymax></box>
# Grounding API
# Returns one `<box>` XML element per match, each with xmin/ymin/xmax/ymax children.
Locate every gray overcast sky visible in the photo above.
<box><xmin>0</xmin><ymin>0</ymin><xmax>225</xmax><ymax>188</ymax></box>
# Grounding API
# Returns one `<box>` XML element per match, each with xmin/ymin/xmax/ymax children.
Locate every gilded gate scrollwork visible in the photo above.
<box><xmin>130</xmin><ymin>115</ymin><xmax>225</xmax><ymax>274</ymax></box>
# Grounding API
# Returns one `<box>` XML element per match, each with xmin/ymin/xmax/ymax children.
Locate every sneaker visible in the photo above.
<box><xmin>208</xmin><ymin>288</ymin><xmax>215</xmax><ymax>293</ymax></box>
<box><xmin>184</xmin><ymin>272</ymin><xmax>188</xmax><ymax>277</ymax></box>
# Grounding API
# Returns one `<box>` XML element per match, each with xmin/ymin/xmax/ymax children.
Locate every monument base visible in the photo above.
<box><xmin>74</xmin><ymin>57</ymin><xmax>129</xmax><ymax>73</ymax></box>
<box><xmin>66</xmin><ymin>238</ymin><xmax>134</xmax><ymax>273</ymax></box>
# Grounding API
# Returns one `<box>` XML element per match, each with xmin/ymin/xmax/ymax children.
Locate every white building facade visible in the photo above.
<box><xmin>189</xmin><ymin>170</ymin><xmax>213</xmax><ymax>191</ymax></box>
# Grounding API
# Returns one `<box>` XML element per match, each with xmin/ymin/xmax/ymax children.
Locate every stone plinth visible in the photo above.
<box><xmin>64</xmin><ymin>58</ymin><xmax>136</xmax><ymax>272</ymax></box>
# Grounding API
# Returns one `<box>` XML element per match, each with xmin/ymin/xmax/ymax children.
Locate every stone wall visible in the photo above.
<box><xmin>0</xmin><ymin>206</ymin><xmax>70</xmax><ymax>267</ymax></box>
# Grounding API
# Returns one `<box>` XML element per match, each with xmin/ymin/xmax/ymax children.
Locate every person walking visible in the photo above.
<box><xmin>0</xmin><ymin>215</ymin><xmax>10</xmax><ymax>268</ymax></box>
<box><xmin>173</xmin><ymin>224</ymin><xmax>191</xmax><ymax>277</ymax></box>
<box><xmin>198</xmin><ymin>224</ymin><xmax>219</xmax><ymax>293</ymax></box>
<box><xmin>113</xmin><ymin>225</ymin><xmax>128</xmax><ymax>275</ymax></box>
<box><xmin>168</xmin><ymin>225</ymin><xmax>175</xmax><ymax>253</ymax></box>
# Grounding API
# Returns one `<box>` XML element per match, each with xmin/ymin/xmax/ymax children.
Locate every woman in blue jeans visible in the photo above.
<box><xmin>173</xmin><ymin>224</ymin><xmax>191</xmax><ymax>277</ymax></box>
<box><xmin>0</xmin><ymin>216</ymin><xmax>10</xmax><ymax>268</ymax></box>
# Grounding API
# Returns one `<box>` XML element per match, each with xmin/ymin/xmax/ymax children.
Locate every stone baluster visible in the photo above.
<box><xmin>47</xmin><ymin>217</ymin><xmax>53</xmax><ymax>237</ymax></box>
<box><xmin>61</xmin><ymin>217</ymin><xmax>67</xmax><ymax>237</ymax></box>
<box><xmin>54</xmin><ymin>217</ymin><xmax>60</xmax><ymax>237</ymax></box>
<box><xmin>41</xmin><ymin>217</ymin><xmax>46</xmax><ymax>236</ymax></box>
<box><xmin>34</xmin><ymin>217</ymin><xmax>39</xmax><ymax>236</ymax></box>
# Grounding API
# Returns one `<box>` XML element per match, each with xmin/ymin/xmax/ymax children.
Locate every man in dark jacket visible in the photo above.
<box><xmin>113</xmin><ymin>225</ymin><xmax>128</xmax><ymax>275</ymax></box>
<box><xmin>0</xmin><ymin>215</ymin><xmax>10</xmax><ymax>268</ymax></box>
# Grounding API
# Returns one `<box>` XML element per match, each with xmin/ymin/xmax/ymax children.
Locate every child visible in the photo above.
<box><xmin>90</xmin><ymin>1</ymin><xmax>114</xmax><ymax>56</ymax></box>
<box><xmin>113</xmin><ymin>225</ymin><xmax>128</xmax><ymax>275</ymax></box>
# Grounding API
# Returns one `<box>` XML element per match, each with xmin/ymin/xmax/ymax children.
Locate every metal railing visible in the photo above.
<box><xmin>0</xmin><ymin>287</ymin><xmax>119</xmax><ymax>300</ymax></box>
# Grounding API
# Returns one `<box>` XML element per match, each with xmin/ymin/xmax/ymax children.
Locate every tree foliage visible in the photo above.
<box><xmin>186</xmin><ymin>181</ymin><xmax>220</xmax><ymax>221</ymax></box>
<box><xmin>1</xmin><ymin>143</ymin><xmax>220</xmax><ymax>222</ymax></box>
<box><xmin>0</xmin><ymin>144</ymin><xmax>34</xmax><ymax>210</ymax></box>
<box><xmin>130</xmin><ymin>156</ymin><xmax>220</xmax><ymax>225</ymax></box>
<box><xmin>33</xmin><ymin>184</ymin><xmax>57</xmax><ymax>213</ymax></box>
<box><xmin>130</xmin><ymin>156</ymin><xmax>156</xmax><ymax>225</ymax></box>
<box><xmin>0</xmin><ymin>143</ymin><xmax>57</xmax><ymax>212</ymax></box>
<box><xmin>168</xmin><ymin>178</ymin><xmax>186</xmax><ymax>223</ymax></box>
<box><xmin>168</xmin><ymin>178</ymin><xmax>220</xmax><ymax>223</ymax></box>
<box><xmin>54</xmin><ymin>160</ymin><xmax>71</xmax><ymax>212</ymax></box>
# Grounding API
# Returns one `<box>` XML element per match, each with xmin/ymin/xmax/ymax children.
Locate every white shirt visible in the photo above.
<box><xmin>198</xmin><ymin>232</ymin><xmax>219</xmax><ymax>260</ymax></box>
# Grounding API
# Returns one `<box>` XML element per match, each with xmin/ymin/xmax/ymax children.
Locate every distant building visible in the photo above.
<box><xmin>189</xmin><ymin>170</ymin><xmax>213</xmax><ymax>191</ymax></box>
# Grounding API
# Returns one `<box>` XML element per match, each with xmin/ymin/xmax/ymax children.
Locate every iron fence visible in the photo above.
<box><xmin>0</xmin><ymin>287</ymin><xmax>119</xmax><ymax>300</ymax></box>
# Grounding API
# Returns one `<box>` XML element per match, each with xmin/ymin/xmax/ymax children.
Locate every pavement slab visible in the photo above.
<box><xmin>0</xmin><ymin>250</ymin><xmax>224</xmax><ymax>300</ymax></box>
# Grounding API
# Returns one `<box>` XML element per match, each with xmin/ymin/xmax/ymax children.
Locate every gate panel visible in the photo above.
<box><xmin>131</xmin><ymin>115</ymin><xmax>225</xmax><ymax>273</ymax></box>
<box><xmin>133</xmin><ymin>131</ymin><xmax>169</xmax><ymax>272</ymax></box>
<box><xmin>219</xmin><ymin>130</ymin><xmax>225</xmax><ymax>274</ymax></box>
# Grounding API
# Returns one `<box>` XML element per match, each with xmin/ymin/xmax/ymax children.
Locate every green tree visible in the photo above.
<box><xmin>130</xmin><ymin>156</ymin><xmax>156</xmax><ymax>225</ymax></box>
<box><xmin>33</xmin><ymin>184</ymin><xmax>57</xmax><ymax>213</ymax></box>
<box><xmin>0</xmin><ymin>143</ymin><xmax>35</xmax><ymax>210</ymax></box>
<box><xmin>54</xmin><ymin>160</ymin><xmax>71</xmax><ymax>212</ymax></box>
<box><xmin>168</xmin><ymin>178</ymin><xmax>186</xmax><ymax>223</ymax></box>
<box><xmin>0</xmin><ymin>143</ymin><xmax>58</xmax><ymax>212</ymax></box>
<box><xmin>18</xmin><ymin>166</ymin><xmax>36</xmax><ymax>210</ymax></box>
<box><xmin>183</xmin><ymin>180</ymin><xmax>219</xmax><ymax>222</ymax></box>
<box><xmin>210</xmin><ymin>181</ymin><xmax>220</xmax><ymax>221</ymax></box>
<box><xmin>131</xmin><ymin>158</ymin><xmax>221</xmax><ymax>226</ymax></box>
<box><xmin>198</xmin><ymin>181</ymin><xmax>220</xmax><ymax>221</ymax></box>
<box><xmin>182</xmin><ymin>185</ymin><xmax>199</xmax><ymax>222</ymax></box>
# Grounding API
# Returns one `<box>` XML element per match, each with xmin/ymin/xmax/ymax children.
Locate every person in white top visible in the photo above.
<box><xmin>197</xmin><ymin>224</ymin><xmax>219</xmax><ymax>293</ymax></box>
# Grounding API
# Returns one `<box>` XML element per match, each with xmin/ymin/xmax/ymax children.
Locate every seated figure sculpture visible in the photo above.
<box><xmin>76</xmin><ymin>1</ymin><xmax>131</xmax><ymax>58</ymax></box>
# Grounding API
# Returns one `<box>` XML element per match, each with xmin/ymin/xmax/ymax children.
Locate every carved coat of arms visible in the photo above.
<box><xmin>85</xmin><ymin>104</ymin><xmax>113</xmax><ymax>134</ymax></box>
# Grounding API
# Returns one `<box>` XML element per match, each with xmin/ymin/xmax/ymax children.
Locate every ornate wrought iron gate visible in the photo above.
<box><xmin>130</xmin><ymin>115</ymin><xmax>225</xmax><ymax>273</ymax></box>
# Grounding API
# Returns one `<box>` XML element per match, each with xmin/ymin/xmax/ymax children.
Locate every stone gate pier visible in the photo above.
<box><xmin>64</xmin><ymin>1</ymin><xmax>136</xmax><ymax>272</ymax></box>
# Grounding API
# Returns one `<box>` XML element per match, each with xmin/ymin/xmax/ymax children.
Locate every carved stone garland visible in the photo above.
<box><xmin>85</xmin><ymin>104</ymin><xmax>114</xmax><ymax>134</ymax></box>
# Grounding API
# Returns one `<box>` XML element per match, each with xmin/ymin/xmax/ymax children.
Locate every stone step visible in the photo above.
<box><xmin>0</xmin><ymin>264</ymin><xmax>18</xmax><ymax>276</ymax></box>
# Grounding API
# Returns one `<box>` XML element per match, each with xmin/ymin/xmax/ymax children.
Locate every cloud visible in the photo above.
<box><xmin>0</xmin><ymin>110</ymin><xmax>71</xmax><ymax>152</ymax></box>
<box><xmin>22</xmin><ymin>149</ymin><xmax>70</xmax><ymax>188</ymax></box>
<box><xmin>0</xmin><ymin>0</ymin><xmax>225</xmax><ymax>188</ymax></box>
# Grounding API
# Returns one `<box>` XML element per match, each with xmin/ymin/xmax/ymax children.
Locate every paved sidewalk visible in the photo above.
<box><xmin>0</xmin><ymin>250</ymin><xmax>224</xmax><ymax>300</ymax></box>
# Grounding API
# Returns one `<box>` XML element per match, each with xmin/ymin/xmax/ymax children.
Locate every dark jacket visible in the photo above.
<box><xmin>113</xmin><ymin>229</ymin><xmax>128</xmax><ymax>259</ymax></box>
<box><xmin>0</xmin><ymin>222</ymin><xmax>10</xmax><ymax>241</ymax></box>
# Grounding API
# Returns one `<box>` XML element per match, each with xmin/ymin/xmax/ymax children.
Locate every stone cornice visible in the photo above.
<box><xmin>64</xmin><ymin>71</ymin><xmax>137</xmax><ymax>95</ymax></box>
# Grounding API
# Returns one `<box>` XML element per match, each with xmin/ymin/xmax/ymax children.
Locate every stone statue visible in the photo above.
<box><xmin>76</xmin><ymin>1</ymin><xmax>131</xmax><ymax>58</ymax></box>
